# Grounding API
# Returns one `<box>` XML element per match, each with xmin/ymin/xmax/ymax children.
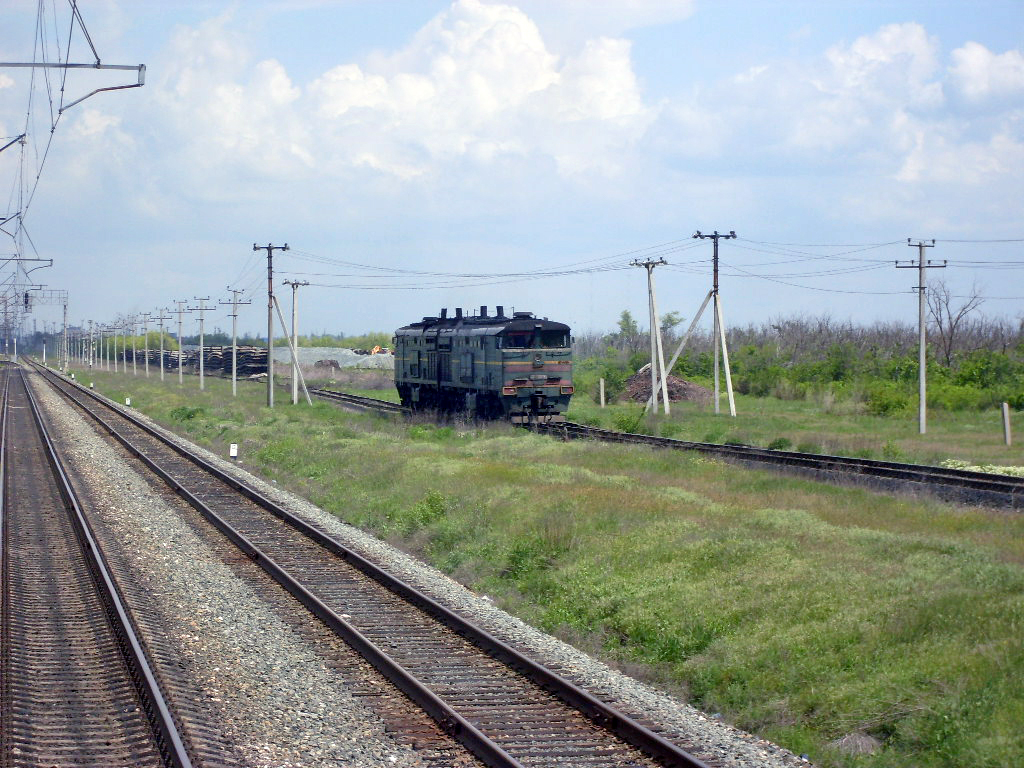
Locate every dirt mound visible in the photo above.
<box><xmin>625</xmin><ymin>365</ymin><xmax>712</xmax><ymax>404</ymax></box>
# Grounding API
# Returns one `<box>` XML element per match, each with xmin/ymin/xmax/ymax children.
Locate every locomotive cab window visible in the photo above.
<box><xmin>539</xmin><ymin>330</ymin><xmax>568</xmax><ymax>348</ymax></box>
<box><xmin>501</xmin><ymin>332</ymin><xmax>532</xmax><ymax>349</ymax></box>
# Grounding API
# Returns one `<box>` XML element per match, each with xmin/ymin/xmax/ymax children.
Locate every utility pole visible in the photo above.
<box><xmin>253</xmin><ymin>243</ymin><xmax>289</xmax><ymax>408</ymax></box>
<box><xmin>174</xmin><ymin>300</ymin><xmax>190</xmax><ymax>385</ymax></box>
<box><xmin>897</xmin><ymin>239</ymin><xmax>945</xmax><ymax>434</ymax></box>
<box><xmin>141</xmin><ymin>312</ymin><xmax>151</xmax><ymax>377</ymax></box>
<box><xmin>220</xmin><ymin>288</ymin><xmax>251</xmax><ymax>397</ymax></box>
<box><xmin>129</xmin><ymin>316</ymin><xmax>137</xmax><ymax>375</ymax></box>
<box><xmin>153</xmin><ymin>310</ymin><xmax>171</xmax><ymax>382</ymax></box>
<box><xmin>630</xmin><ymin>259</ymin><xmax>670</xmax><ymax>415</ymax></box>
<box><xmin>62</xmin><ymin>299</ymin><xmax>68</xmax><ymax>372</ymax></box>
<box><xmin>283</xmin><ymin>280</ymin><xmax>309</xmax><ymax>405</ymax></box>
<box><xmin>694</xmin><ymin>230</ymin><xmax>737</xmax><ymax>417</ymax></box>
<box><xmin>189</xmin><ymin>298</ymin><xmax>211</xmax><ymax>391</ymax></box>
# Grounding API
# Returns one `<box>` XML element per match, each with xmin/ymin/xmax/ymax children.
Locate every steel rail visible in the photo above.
<box><xmin>33</xmin><ymin>362</ymin><xmax>711</xmax><ymax>768</ymax></box>
<box><xmin>531</xmin><ymin>421</ymin><xmax>1023</xmax><ymax>508</ymax></box>
<box><xmin>308</xmin><ymin>386</ymin><xmax>410</xmax><ymax>414</ymax></box>
<box><xmin>16</xmin><ymin>367</ymin><xmax>195</xmax><ymax>768</ymax></box>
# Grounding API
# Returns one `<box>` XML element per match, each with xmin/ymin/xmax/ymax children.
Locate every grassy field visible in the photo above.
<box><xmin>330</xmin><ymin>372</ymin><xmax>1023</xmax><ymax>469</ymax></box>
<box><xmin>61</xmin><ymin>366</ymin><xmax>1024</xmax><ymax>768</ymax></box>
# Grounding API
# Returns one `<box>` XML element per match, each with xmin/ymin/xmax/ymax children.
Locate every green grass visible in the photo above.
<box><xmin>65</xmin><ymin>365</ymin><xmax>1024</xmax><ymax>768</ymax></box>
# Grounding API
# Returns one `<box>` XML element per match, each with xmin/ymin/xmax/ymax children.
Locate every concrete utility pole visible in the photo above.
<box><xmin>897</xmin><ymin>239</ymin><xmax>945</xmax><ymax>434</ymax></box>
<box><xmin>630</xmin><ymin>259</ymin><xmax>670</xmax><ymax>415</ymax></box>
<box><xmin>694</xmin><ymin>230</ymin><xmax>737</xmax><ymax>417</ymax></box>
<box><xmin>253</xmin><ymin>243</ymin><xmax>289</xmax><ymax>408</ymax></box>
<box><xmin>272</xmin><ymin>295</ymin><xmax>313</xmax><ymax>406</ymax></box>
<box><xmin>153</xmin><ymin>310</ymin><xmax>171</xmax><ymax>382</ymax></box>
<box><xmin>189</xmin><ymin>298</ymin><xmax>211</xmax><ymax>391</ymax></box>
<box><xmin>282</xmin><ymin>280</ymin><xmax>309</xmax><ymax>405</ymax></box>
<box><xmin>62</xmin><ymin>300</ymin><xmax>68</xmax><ymax>372</ymax></box>
<box><xmin>129</xmin><ymin>316</ymin><xmax>137</xmax><ymax>375</ymax></box>
<box><xmin>141</xmin><ymin>312</ymin><xmax>151</xmax><ymax>377</ymax></box>
<box><xmin>174</xmin><ymin>301</ymin><xmax>190</xmax><ymax>385</ymax></box>
<box><xmin>220</xmin><ymin>288</ymin><xmax>252</xmax><ymax>397</ymax></box>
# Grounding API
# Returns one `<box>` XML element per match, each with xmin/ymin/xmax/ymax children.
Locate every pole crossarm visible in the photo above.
<box><xmin>0</xmin><ymin>61</ymin><xmax>146</xmax><ymax>113</ymax></box>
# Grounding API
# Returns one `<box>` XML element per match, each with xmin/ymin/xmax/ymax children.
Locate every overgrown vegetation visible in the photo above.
<box><xmin>575</xmin><ymin>307</ymin><xmax>1024</xmax><ymax>415</ymax></box>
<box><xmin>72</xmin><ymin>368</ymin><xmax>1024</xmax><ymax>768</ymax></box>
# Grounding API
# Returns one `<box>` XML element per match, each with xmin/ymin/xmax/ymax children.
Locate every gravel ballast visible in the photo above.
<box><xmin>31</xmin><ymin>367</ymin><xmax>808</xmax><ymax>768</ymax></box>
<box><xmin>30</xmin><ymin>371</ymin><xmax>446</xmax><ymax>768</ymax></box>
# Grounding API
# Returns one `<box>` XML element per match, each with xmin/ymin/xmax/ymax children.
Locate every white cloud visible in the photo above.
<box><xmin>949</xmin><ymin>41</ymin><xmax>1024</xmax><ymax>103</ymax></box>
<box><xmin>299</xmin><ymin>0</ymin><xmax>650</xmax><ymax>178</ymax></box>
<box><xmin>514</xmin><ymin>0</ymin><xmax>696</xmax><ymax>49</ymax></box>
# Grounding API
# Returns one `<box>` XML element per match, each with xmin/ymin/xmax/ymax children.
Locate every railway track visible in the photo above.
<box><xmin>528</xmin><ymin>421</ymin><xmax>1023</xmax><ymax>509</ymax></box>
<box><xmin>308</xmin><ymin>385</ymin><xmax>410</xmax><ymax>415</ymax></box>
<box><xmin>0</xmin><ymin>365</ymin><xmax>193</xmax><ymax>767</ymax></box>
<box><xmin>31</xmin><ymin>362</ymin><xmax>712</xmax><ymax>768</ymax></box>
<box><xmin>292</xmin><ymin>386</ymin><xmax>1023</xmax><ymax>509</ymax></box>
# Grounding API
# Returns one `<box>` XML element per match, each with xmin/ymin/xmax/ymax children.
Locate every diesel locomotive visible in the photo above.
<box><xmin>393</xmin><ymin>306</ymin><xmax>573</xmax><ymax>422</ymax></box>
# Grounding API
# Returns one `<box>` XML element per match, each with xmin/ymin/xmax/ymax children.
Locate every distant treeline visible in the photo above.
<box><xmin>574</xmin><ymin>310</ymin><xmax>1024</xmax><ymax>412</ymax></box>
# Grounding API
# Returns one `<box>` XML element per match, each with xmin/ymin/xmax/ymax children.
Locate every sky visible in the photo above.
<box><xmin>1</xmin><ymin>0</ymin><xmax>1022</xmax><ymax>340</ymax></box>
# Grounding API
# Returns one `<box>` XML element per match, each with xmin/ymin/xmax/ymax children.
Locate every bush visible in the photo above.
<box><xmin>169</xmin><ymin>406</ymin><xmax>205</xmax><ymax>421</ymax></box>
<box><xmin>928</xmin><ymin>383</ymin><xmax>992</xmax><ymax>412</ymax></box>
<box><xmin>767</xmin><ymin>437</ymin><xmax>792</xmax><ymax>450</ymax></box>
<box><xmin>612</xmin><ymin>408</ymin><xmax>646</xmax><ymax>434</ymax></box>
<box><xmin>864</xmin><ymin>382</ymin><xmax>911</xmax><ymax>416</ymax></box>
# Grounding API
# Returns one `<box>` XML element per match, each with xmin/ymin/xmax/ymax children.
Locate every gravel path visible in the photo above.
<box><xmin>31</xmin><ymin>367</ymin><xmax>808</xmax><ymax>768</ymax></box>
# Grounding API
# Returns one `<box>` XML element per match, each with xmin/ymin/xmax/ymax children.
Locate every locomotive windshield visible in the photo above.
<box><xmin>539</xmin><ymin>330</ymin><xmax>569</xmax><ymax>348</ymax></box>
<box><xmin>498</xmin><ymin>330</ymin><xmax>569</xmax><ymax>348</ymax></box>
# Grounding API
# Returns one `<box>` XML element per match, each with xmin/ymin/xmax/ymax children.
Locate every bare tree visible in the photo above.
<box><xmin>927</xmin><ymin>279</ymin><xmax>985</xmax><ymax>366</ymax></box>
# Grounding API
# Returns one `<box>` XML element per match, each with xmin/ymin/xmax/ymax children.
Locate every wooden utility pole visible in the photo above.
<box><xmin>253</xmin><ymin>243</ymin><xmax>289</xmax><ymax>408</ymax></box>
<box><xmin>283</xmin><ymin>280</ymin><xmax>309</xmax><ymax>405</ymax></box>
<box><xmin>189</xmin><ymin>298</ymin><xmax>211</xmax><ymax>391</ymax></box>
<box><xmin>631</xmin><ymin>258</ymin><xmax>670</xmax><ymax>415</ymax></box>
<box><xmin>694</xmin><ymin>230</ymin><xmax>737</xmax><ymax>417</ymax></box>
<box><xmin>897</xmin><ymin>239</ymin><xmax>945</xmax><ymax>434</ymax></box>
<box><xmin>220</xmin><ymin>288</ymin><xmax>252</xmax><ymax>397</ymax></box>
